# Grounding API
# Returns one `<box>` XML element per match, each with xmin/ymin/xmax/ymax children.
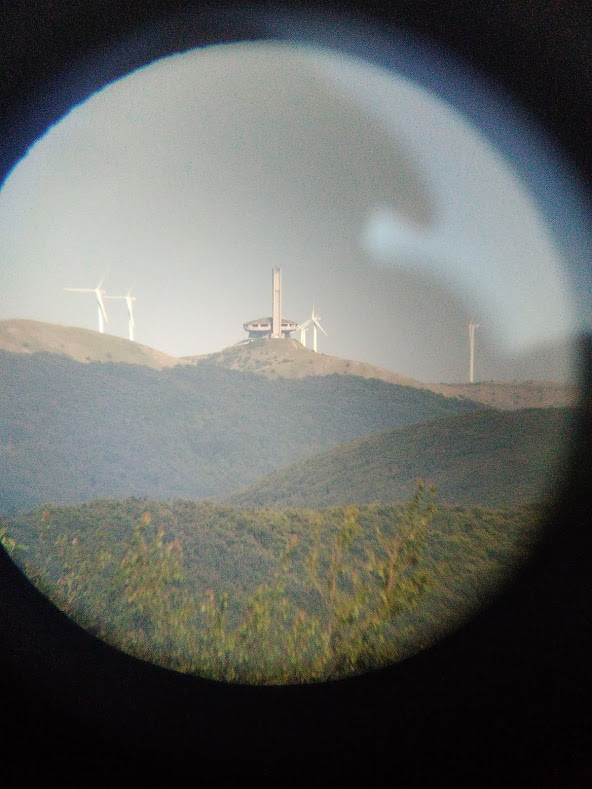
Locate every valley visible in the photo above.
<box><xmin>226</xmin><ymin>406</ymin><xmax>572</xmax><ymax>509</ymax></box>
<box><xmin>0</xmin><ymin>345</ymin><xmax>480</xmax><ymax>514</ymax></box>
<box><xmin>0</xmin><ymin>318</ymin><xmax>574</xmax><ymax>682</ymax></box>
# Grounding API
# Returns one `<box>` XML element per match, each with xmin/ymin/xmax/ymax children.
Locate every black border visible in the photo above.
<box><xmin>1</xmin><ymin>2</ymin><xmax>590</xmax><ymax>783</ymax></box>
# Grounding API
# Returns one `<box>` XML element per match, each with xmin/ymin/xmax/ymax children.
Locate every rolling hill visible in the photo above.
<box><xmin>0</xmin><ymin>349</ymin><xmax>478</xmax><ymax>515</ymax></box>
<box><xmin>226</xmin><ymin>406</ymin><xmax>574</xmax><ymax>509</ymax></box>
<box><xmin>0</xmin><ymin>319</ymin><xmax>177</xmax><ymax>369</ymax></box>
<box><xmin>5</xmin><ymin>494</ymin><xmax>544</xmax><ymax>682</ymax></box>
<box><xmin>185</xmin><ymin>338</ymin><xmax>578</xmax><ymax>410</ymax></box>
<box><xmin>427</xmin><ymin>379</ymin><xmax>578</xmax><ymax>410</ymax></box>
<box><xmin>0</xmin><ymin>319</ymin><xmax>576</xmax><ymax>409</ymax></box>
<box><xmin>184</xmin><ymin>338</ymin><xmax>433</xmax><ymax>388</ymax></box>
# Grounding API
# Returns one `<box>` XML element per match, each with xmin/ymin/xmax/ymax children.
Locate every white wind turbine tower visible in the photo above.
<box><xmin>468</xmin><ymin>320</ymin><xmax>480</xmax><ymax>383</ymax></box>
<box><xmin>107</xmin><ymin>289</ymin><xmax>136</xmax><ymax>341</ymax></box>
<box><xmin>65</xmin><ymin>280</ymin><xmax>108</xmax><ymax>333</ymax></box>
<box><xmin>299</xmin><ymin>306</ymin><xmax>327</xmax><ymax>352</ymax></box>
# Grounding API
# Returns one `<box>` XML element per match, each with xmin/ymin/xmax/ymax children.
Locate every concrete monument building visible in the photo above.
<box><xmin>243</xmin><ymin>268</ymin><xmax>298</xmax><ymax>339</ymax></box>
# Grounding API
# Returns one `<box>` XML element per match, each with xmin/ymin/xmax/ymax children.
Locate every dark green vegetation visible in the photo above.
<box><xmin>1</xmin><ymin>320</ymin><xmax>576</xmax><ymax>411</ymax></box>
<box><xmin>227</xmin><ymin>407</ymin><xmax>573</xmax><ymax>509</ymax></box>
<box><xmin>183</xmin><ymin>337</ymin><xmax>578</xmax><ymax>410</ymax></box>
<box><xmin>2</xmin><ymin>490</ymin><xmax>544</xmax><ymax>683</ymax></box>
<box><xmin>0</xmin><ymin>338</ymin><xmax>562</xmax><ymax>681</ymax></box>
<box><xmin>0</xmin><ymin>350</ymin><xmax>478</xmax><ymax>515</ymax></box>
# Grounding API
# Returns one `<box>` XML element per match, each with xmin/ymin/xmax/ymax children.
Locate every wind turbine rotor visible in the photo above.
<box><xmin>96</xmin><ymin>289</ymin><xmax>108</xmax><ymax>320</ymax></box>
<box><xmin>95</xmin><ymin>289</ymin><xmax>108</xmax><ymax>333</ymax></box>
<box><xmin>121</xmin><ymin>293</ymin><xmax>136</xmax><ymax>321</ymax></box>
<box><xmin>298</xmin><ymin>317</ymin><xmax>312</xmax><ymax>346</ymax></box>
<box><xmin>300</xmin><ymin>305</ymin><xmax>327</xmax><ymax>352</ymax></box>
<box><xmin>125</xmin><ymin>295</ymin><xmax>136</xmax><ymax>340</ymax></box>
<box><xmin>311</xmin><ymin>314</ymin><xmax>327</xmax><ymax>352</ymax></box>
<box><xmin>65</xmin><ymin>284</ymin><xmax>108</xmax><ymax>333</ymax></box>
<box><xmin>106</xmin><ymin>291</ymin><xmax>136</xmax><ymax>340</ymax></box>
<box><xmin>312</xmin><ymin>317</ymin><xmax>327</xmax><ymax>337</ymax></box>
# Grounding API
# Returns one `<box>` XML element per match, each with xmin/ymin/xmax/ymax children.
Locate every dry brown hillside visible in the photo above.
<box><xmin>183</xmin><ymin>338</ymin><xmax>576</xmax><ymax>410</ymax></box>
<box><xmin>427</xmin><ymin>380</ymin><xmax>578</xmax><ymax>410</ymax></box>
<box><xmin>1</xmin><ymin>321</ymin><xmax>575</xmax><ymax>409</ymax></box>
<box><xmin>184</xmin><ymin>338</ymin><xmax>445</xmax><ymax>388</ymax></box>
<box><xmin>0</xmin><ymin>319</ymin><xmax>177</xmax><ymax>369</ymax></box>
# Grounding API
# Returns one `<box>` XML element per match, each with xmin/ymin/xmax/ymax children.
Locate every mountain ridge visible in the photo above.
<box><xmin>0</xmin><ymin>318</ymin><xmax>577</xmax><ymax>410</ymax></box>
<box><xmin>0</xmin><ymin>318</ymin><xmax>177</xmax><ymax>369</ymax></box>
<box><xmin>225</xmin><ymin>406</ymin><xmax>573</xmax><ymax>509</ymax></box>
<box><xmin>0</xmin><ymin>348</ymin><xmax>478</xmax><ymax>514</ymax></box>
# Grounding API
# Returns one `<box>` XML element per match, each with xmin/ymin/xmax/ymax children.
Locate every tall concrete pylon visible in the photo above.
<box><xmin>271</xmin><ymin>267</ymin><xmax>282</xmax><ymax>338</ymax></box>
<box><xmin>469</xmin><ymin>321</ymin><xmax>480</xmax><ymax>383</ymax></box>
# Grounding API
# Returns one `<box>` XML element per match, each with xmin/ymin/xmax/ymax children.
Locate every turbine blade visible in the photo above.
<box><xmin>313</xmin><ymin>318</ymin><xmax>328</xmax><ymax>336</ymax></box>
<box><xmin>96</xmin><ymin>292</ymin><xmax>108</xmax><ymax>321</ymax></box>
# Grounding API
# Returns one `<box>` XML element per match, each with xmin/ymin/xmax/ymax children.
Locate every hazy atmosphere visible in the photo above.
<box><xmin>0</xmin><ymin>40</ymin><xmax>581</xmax><ymax>382</ymax></box>
<box><xmin>1</xmin><ymin>30</ymin><xmax>582</xmax><ymax>688</ymax></box>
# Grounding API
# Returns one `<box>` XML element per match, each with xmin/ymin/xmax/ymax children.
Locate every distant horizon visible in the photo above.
<box><xmin>0</xmin><ymin>314</ymin><xmax>577</xmax><ymax>387</ymax></box>
<box><xmin>0</xmin><ymin>41</ymin><xmax>584</xmax><ymax>384</ymax></box>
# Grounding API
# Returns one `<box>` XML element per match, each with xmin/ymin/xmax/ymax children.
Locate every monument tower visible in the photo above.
<box><xmin>243</xmin><ymin>268</ymin><xmax>298</xmax><ymax>339</ymax></box>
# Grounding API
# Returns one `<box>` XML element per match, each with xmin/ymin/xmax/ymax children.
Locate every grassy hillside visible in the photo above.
<box><xmin>226</xmin><ymin>407</ymin><xmax>573</xmax><ymax>509</ymax></box>
<box><xmin>0</xmin><ymin>319</ymin><xmax>177</xmax><ymax>368</ymax></box>
<box><xmin>184</xmin><ymin>338</ymin><xmax>431</xmax><ymax>388</ymax></box>
<box><xmin>185</xmin><ymin>338</ymin><xmax>577</xmax><ymax>410</ymax></box>
<box><xmin>429</xmin><ymin>379</ymin><xmax>577</xmax><ymax>410</ymax></box>
<box><xmin>0</xmin><ymin>350</ymin><xmax>478</xmax><ymax>515</ymax></box>
<box><xmin>4</xmin><ymin>494</ymin><xmax>544</xmax><ymax>682</ymax></box>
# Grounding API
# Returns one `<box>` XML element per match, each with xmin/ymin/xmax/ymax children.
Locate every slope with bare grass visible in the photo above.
<box><xmin>0</xmin><ymin>319</ymin><xmax>176</xmax><ymax>369</ymax></box>
<box><xmin>185</xmin><ymin>338</ymin><xmax>576</xmax><ymax>410</ymax></box>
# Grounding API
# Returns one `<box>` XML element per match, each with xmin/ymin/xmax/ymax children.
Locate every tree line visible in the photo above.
<box><xmin>2</xmin><ymin>484</ymin><xmax>544</xmax><ymax>683</ymax></box>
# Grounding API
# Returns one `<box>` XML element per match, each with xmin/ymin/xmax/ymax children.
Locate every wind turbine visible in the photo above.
<box><xmin>107</xmin><ymin>289</ymin><xmax>136</xmax><ymax>341</ymax></box>
<box><xmin>65</xmin><ymin>280</ymin><xmax>108</xmax><ymax>333</ymax></box>
<box><xmin>299</xmin><ymin>306</ymin><xmax>327</xmax><ymax>352</ymax></box>
<box><xmin>468</xmin><ymin>320</ymin><xmax>480</xmax><ymax>383</ymax></box>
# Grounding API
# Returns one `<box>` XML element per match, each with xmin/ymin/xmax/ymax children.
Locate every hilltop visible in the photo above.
<box><xmin>427</xmin><ymin>379</ymin><xmax>577</xmax><ymax>410</ymax></box>
<box><xmin>226</xmin><ymin>406</ymin><xmax>573</xmax><ymax>509</ymax></box>
<box><xmin>0</xmin><ymin>319</ymin><xmax>576</xmax><ymax>409</ymax></box>
<box><xmin>183</xmin><ymin>338</ymin><xmax>432</xmax><ymax>389</ymax></box>
<box><xmin>0</xmin><ymin>319</ymin><xmax>177</xmax><ymax>369</ymax></box>
<box><xmin>184</xmin><ymin>338</ymin><xmax>577</xmax><ymax>410</ymax></box>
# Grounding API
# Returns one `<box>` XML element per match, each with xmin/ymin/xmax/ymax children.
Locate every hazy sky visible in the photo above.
<box><xmin>0</xmin><ymin>39</ymin><xmax>583</xmax><ymax>382</ymax></box>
